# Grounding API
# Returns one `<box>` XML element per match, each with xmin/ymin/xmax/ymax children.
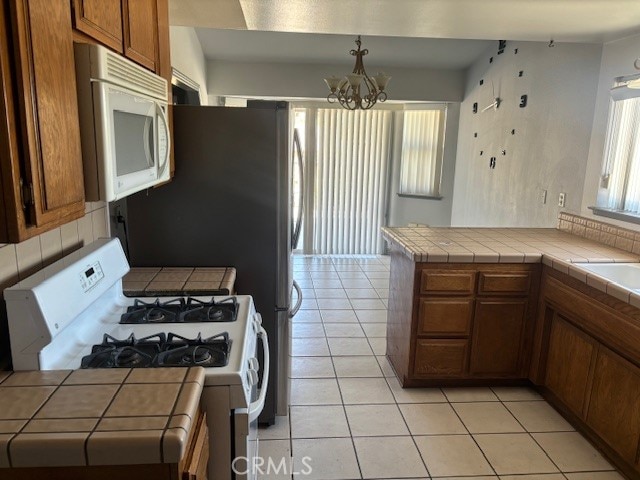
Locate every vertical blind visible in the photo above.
<box><xmin>399</xmin><ymin>109</ymin><xmax>444</xmax><ymax>196</ymax></box>
<box><xmin>313</xmin><ymin>108</ymin><xmax>392</xmax><ymax>254</ymax></box>
<box><xmin>605</xmin><ymin>96</ymin><xmax>640</xmax><ymax>213</ymax></box>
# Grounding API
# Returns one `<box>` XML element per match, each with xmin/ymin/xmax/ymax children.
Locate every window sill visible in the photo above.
<box><xmin>588</xmin><ymin>206</ymin><xmax>640</xmax><ymax>226</ymax></box>
<box><xmin>398</xmin><ymin>193</ymin><xmax>443</xmax><ymax>200</ymax></box>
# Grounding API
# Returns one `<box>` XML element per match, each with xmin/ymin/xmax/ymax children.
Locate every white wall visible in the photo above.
<box><xmin>170</xmin><ymin>26</ymin><xmax>208</xmax><ymax>105</ymax></box>
<box><xmin>206</xmin><ymin>60</ymin><xmax>465</xmax><ymax>103</ymax></box>
<box><xmin>581</xmin><ymin>32</ymin><xmax>640</xmax><ymax>230</ymax></box>
<box><xmin>451</xmin><ymin>41</ymin><xmax>602</xmax><ymax>227</ymax></box>
<box><xmin>387</xmin><ymin>104</ymin><xmax>460</xmax><ymax>227</ymax></box>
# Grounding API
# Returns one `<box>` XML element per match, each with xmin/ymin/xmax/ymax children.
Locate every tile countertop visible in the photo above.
<box><xmin>0</xmin><ymin>367</ymin><xmax>205</xmax><ymax>469</ymax></box>
<box><xmin>382</xmin><ymin>226</ymin><xmax>640</xmax><ymax>307</ymax></box>
<box><xmin>123</xmin><ymin>267</ymin><xmax>236</xmax><ymax>297</ymax></box>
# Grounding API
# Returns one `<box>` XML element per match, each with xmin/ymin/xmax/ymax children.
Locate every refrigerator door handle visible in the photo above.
<box><xmin>289</xmin><ymin>280</ymin><xmax>303</xmax><ymax>318</ymax></box>
<box><xmin>291</xmin><ymin>128</ymin><xmax>304</xmax><ymax>249</ymax></box>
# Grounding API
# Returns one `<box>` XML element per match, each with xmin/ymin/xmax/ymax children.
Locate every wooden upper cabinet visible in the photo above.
<box><xmin>0</xmin><ymin>0</ymin><xmax>85</xmax><ymax>242</ymax></box>
<box><xmin>544</xmin><ymin>314</ymin><xmax>596</xmax><ymax>417</ymax></box>
<box><xmin>122</xmin><ymin>0</ymin><xmax>158</xmax><ymax>72</ymax></box>
<box><xmin>72</xmin><ymin>0</ymin><xmax>123</xmax><ymax>52</ymax></box>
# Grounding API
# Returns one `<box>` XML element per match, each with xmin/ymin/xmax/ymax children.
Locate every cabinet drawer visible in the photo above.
<box><xmin>413</xmin><ymin>339</ymin><xmax>468</xmax><ymax>377</ymax></box>
<box><xmin>478</xmin><ymin>272</ymin><xmax>531</xmax><ymax>295</ymax></box>
<box><xmin>420</xmin><ymin>271</ymin><xmax>475</xmax><ymax>295</ymax></box>
<box><xmin>417</xmin><ymin>299</ymin><xmax>473</xmax><ymax>336</ymax></box>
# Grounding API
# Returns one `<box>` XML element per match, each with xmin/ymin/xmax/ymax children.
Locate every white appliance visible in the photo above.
<box><xmin>74</xmin><ymin>44</ymin><xmax>171</xmax><ymax>202</ymax></box>
<box><xmin>4</xmin><ymin>238</ymin><xmax>266</xmax><ymax>480</ymax></box>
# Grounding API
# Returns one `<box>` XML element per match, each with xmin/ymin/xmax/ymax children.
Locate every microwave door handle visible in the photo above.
<box><xmin>142</xmin><ymin>112</ymin><xmax>154</xmax><ymax>169</ymax></box>
<box><xmin>156</xmin><ymin>103</ymin><xmax>171</xmax><ymax>176</ymax></box>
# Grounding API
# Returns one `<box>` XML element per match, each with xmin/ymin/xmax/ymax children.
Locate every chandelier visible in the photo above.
<box><xmin>324</xmin><ymin>36</ymin><xmax>391</xmax><ymax>110</ymax></box>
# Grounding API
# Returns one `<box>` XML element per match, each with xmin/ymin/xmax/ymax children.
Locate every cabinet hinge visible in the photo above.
<box><xmin>19</xmin><ymin>179</ymin><xmax>35</xmax><ymax>208</ymax></box>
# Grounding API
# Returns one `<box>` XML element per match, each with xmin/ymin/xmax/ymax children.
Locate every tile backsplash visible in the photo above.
<box><xmin>0</xmin><ymin>202</ymin><xmax>110</xmax><ymax>369</ymax></box>
<box><xmin>557</xmin><ymin>212</ymin><xmax>640</xmax><ymax>255</ymax></box>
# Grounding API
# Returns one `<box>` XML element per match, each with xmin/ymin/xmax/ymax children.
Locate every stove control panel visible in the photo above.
<box><xmin>79</xmin><ymin>261</ymin><xmax>104</xmax><ymax>292</ymax></box>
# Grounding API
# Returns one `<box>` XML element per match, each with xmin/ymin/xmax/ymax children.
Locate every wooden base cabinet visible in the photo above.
<box><xmin>533</xmin><ymin>267</ymin><xmax>640</xmax><ymax>479</ymax></box>
<box><xmin>386</xmin><ymin>247</ymin><xmax>539</xmax><ymax>386</ymax></box>
<box><xmin>587</xmin><ymin>347</ymin><xmax>640</xmax><ymax>465</ymax></box>
<box><xmin>544</xmin><ymin>314</ymin><xmax>597</xmax><ymax>417</ymax></box>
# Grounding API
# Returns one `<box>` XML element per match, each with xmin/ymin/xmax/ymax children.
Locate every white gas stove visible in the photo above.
<box><xmin>4</xmin><ymin>238</ymin><xmax>267</xmax><ymax>480</ymax></box>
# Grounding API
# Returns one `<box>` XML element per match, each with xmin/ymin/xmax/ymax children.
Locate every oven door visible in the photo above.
<box><xmin>232</xmin><ymin>323</ymin><xmax>269</xmax><ymax>480</ymax></box>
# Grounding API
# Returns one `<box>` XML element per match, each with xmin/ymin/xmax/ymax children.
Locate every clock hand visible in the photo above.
<box><xmin>481</xmin><ymin>97</ymin><xmax>501</xmax><ymax>112</ymax></box>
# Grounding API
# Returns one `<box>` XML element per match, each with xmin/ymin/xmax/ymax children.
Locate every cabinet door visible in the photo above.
<box><xmin>586</xmin><ymin>347</ymin><xmax>640</xmax><ymax>464</ymax></box>
<box><xmin>545</xmin><ymin>314</ymin><xmax>596</xmax><ymax>417</ymax></box>
<box><xmin>72</xmin><ymin>0</ymin><xmax>123</xmax><ymax>52</ymax></box>
<box><xmin>122</xmin><ymin>0</ymin><xmax>158</xmax><ymax>71</ymax></box>
<box><xmin>414</xmin><ymin>339</ymin><xmax>468</xmax><ymax>377</ymax></box>
<box><xmin>470</xmin><ymin>299</ymin><xmax>526</xmax><ymax>375</ymax></box>
<box><xmin>8</xmin><ymin>0</ymin><xmax>85</xmax><ymax>236</ymax></box>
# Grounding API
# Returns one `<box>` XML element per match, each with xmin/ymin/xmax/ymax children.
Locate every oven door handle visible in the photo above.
<box><xmin>248</xmin><ymin>325</ymin><xmax>270</xmax><ymax>423</ymax></box>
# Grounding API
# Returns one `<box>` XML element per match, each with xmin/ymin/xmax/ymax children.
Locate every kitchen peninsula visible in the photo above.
<box><xmin>383</xmin><ymin>214</ymin><xmax>640</xmax><ymax>479</ymax></box>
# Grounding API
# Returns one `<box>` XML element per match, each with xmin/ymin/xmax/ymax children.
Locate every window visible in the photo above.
<box><xmin>399</xmin><ymin>106</ymin><xmax>446</xmax><ymax>197</ymax></box>
<box><xmin>602</xmin><ymin>79</ymin><xmax>640</xmax><ymax>214</ymax></box>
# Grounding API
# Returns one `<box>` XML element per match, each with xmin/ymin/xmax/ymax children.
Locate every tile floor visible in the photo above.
<box><xmin>258</xmin><ymin>254</ymin><xmax>623</xmax><ymax>480</ymax></box>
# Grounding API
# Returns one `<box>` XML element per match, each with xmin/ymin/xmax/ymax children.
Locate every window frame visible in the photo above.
<box><xmin>397</xmin><ymin>104</ymin><xmax>448</xmax><ymax>199</ymax></box>
<box><xmin>592</xmin><ymin>74</ymin><xmax>640</xmax><ymax>223</ymax></box>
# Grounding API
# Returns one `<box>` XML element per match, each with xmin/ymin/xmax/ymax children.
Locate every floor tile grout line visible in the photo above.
<box><xmin>490</xmin><ymin>387</ymin><xmax>569</xmax><ymax>475</ymax></box>
<box><xmin>327</xmin><ymin>305</ymin><xmax>365</xmax><ymax>480</ymax></box>
<box><xmin>414</xmin><ymin>389</ymin><xmax>495</xmax><ymax>478</ymax></box>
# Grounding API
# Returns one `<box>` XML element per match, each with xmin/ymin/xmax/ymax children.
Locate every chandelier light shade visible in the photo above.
<box><xmin>324</xmin><ymin>36</ymin><xmax>391</xmax><ymax>110</ymax></box>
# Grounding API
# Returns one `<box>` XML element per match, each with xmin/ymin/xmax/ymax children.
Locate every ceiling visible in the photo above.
<box><xmin>194</xmin><ymin>30</ymin><xmax>493</xmax><ymax>69</ymax></box>
<box><xmin>169</xmin><ymin>0</ymin><xmax>640</xmax><ymax>69</ymax></box>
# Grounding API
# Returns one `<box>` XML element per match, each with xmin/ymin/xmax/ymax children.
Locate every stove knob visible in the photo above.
<box><xmin>247</xmin><ymin>369</ymin><xmax>259</xmax><ymax>386</ymax></box>
<box><xmin>248</xmin><ymin>357</ymin><xmax>259</xmax><ymax>370</ymax></box>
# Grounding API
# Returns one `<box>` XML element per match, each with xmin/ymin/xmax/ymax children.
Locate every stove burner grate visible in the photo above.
<box><xmin>80</xmin><ymin>332</ymin><xmax>231</xmax><ymax>369</ymax></box>
<box><xmin>157</xmin><ymin>332</ymin><xmax>231</xmax><ymax>368</ymax></box>
<box><xmin>120</xmin><ymin>296</ymin><xmax>238</xmax><ymax>324</ymax></box>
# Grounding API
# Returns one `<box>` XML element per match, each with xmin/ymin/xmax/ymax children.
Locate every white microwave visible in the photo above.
<box><xmin>74</xmin><ymin>43</ymin><xmax>170</xmax><ymax>202</ymax></box>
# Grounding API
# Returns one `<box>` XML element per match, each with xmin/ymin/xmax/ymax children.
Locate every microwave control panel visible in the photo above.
<box><xmin>79</xmin><ymin>261</ymin><xmax>104</xmax><ymax>292</ymax></box>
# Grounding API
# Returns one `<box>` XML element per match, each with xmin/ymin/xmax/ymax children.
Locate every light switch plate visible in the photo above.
<box><xmin>540</xmin><ymin>189</ymin><xmax>547</xmax><ymax>205</ymax></box>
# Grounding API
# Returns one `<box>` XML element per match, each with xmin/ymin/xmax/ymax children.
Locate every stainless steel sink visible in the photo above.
<box><xmin>576</xmin><ymin>263</ymin><xmax>640</xmax><ymax>290</ymax></box>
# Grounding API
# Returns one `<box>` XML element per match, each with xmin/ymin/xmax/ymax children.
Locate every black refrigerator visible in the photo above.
<box><xmin>123</xmin><ymin>102</ymin><xmax>301</xmax><ymax>424</ymax></box>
